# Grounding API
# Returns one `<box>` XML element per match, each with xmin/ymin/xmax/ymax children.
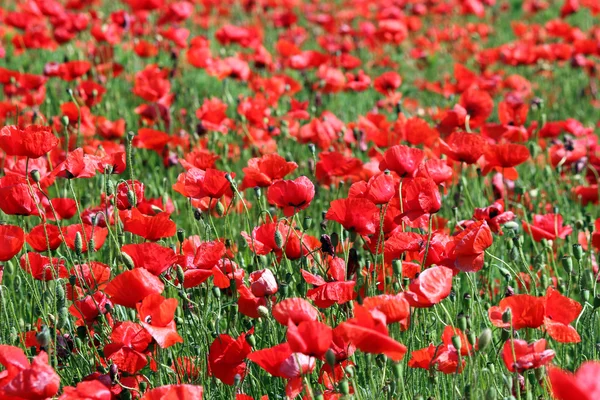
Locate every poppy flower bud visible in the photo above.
<box><xmin>253</xmin><ymin>186</ymin><xmax>262</xmax><ymax>199</ymax></box>
<box><xmin>582</xmin><ymin>289</ymin><xmax>590</xmax><ymax>302</ymax></box>
<box><xmin>392</xmin><ymin>259</ymin><xmax>402</xmax><ymax>275</ymax></box>
<box><xmin>36</xmin><ymin>325</ymin><xmax>51</xmax><ymax>348</ymax></box>
<box><xmin>120</xmin><ymin>389</ymin><xmax>132</xmax><ymax>400</ymax></box>
<box><xmin>478</xmin><ymin>329</ymin><xmax>492</xmax><ymax>351</ymax></box>
<box><xmin>88</xmin><ymin>238</ymin><xmax>95</xmax><ymax>253</ymax></box>
<box><xmin>212</xmin><ymin>286</ymin><xmax>221</xmax><ymax>299</ymax></box>
<box><xmin>325</xmin><ymin>348</ymin><xmax>336</xmax><ymax>368</ymax></box>
<box><xmin>121</xmin><ymin>252</ymin><xmax>135</xmax><ymax>270</ymax></box>
<box><xmin>234</xmin><ymin>374</ymin><xmax>242</xmax><ymax>386</ymax></box>
<box><xmin>451</xmin><ymin>335</ymin><xmax>462</xmax><ymax>351</ymax></box>
<box><xmin>330</xmin><ymin>232</ymin><xmax>339</xmax><ymax>248</ymax></box>
<box><xmin>216</xmin><ymin>201</ymin><xmax>225</xmax><ymax>216</ymax></box>
<box><xmin>257</xmin><ymin>305</ymin><xmax>269</xmax><ymax>318</ymax></box>
<box><xmin>303</xmin><ymin>216</ymin><xmax>312</xmax><ymax>230</ymax></box>
<box><xmin>274</xmin><ymin>229</ymin><xmax>284</xmax><ymax>248</ymax></box>
<box><xmin>176</xmin><ymin>265</ymin><xmax>185</xmax><ymax>285</ymax></box>
<box><xmin>583</xmin><ymin>270</ymin><xmax>594</xmax><ymax>289</ymax></box>
<box><xmin>106</xmin><ymin>180</ymin><xmax>115</xmax><ymax>196</ymax></box>
<box><xmin>572</xmin><ymin>244</ymin><xmax>583</xmax><ymax>261</ymax></box>
<box><xmin>339</xmin><ymin>379</ymin><xmax>350</xmax><ymax>395</ymax></box>
<box><xmin>74</xmin><ymin>232</ymin><xmax>83</xmax><ymax>255</ymax></box>
<box><xmin>194</xmin><ymin>208</ymin><xmax>202</xmax><ymax>221</ymax></box>
<box><xmin>127</xmin><ymin>131</ymin><xmax>135</xmax><ymax>141</ymax></box>
<box><xmin>30</xmin><ymin>169</ymin><xmax>41</xmax><ymax>183</ymax></box>
<box><xmin>314</xmin><ymin>393</ymin><xmax>324</xmax><ymax>400</ymax></box>
<box><xmin>561</xmin><ymin>256</ymin><xmax>573</xmax><ymax>274</ymax></box>
<box><xmin>126</xmin><ymin>190</ymin><xmax>137</xmax><ymax>208</ymax></box>
<box><xmin>176</xmin><ymin>228</ymin><xmax>185</xmax><ymax>243</ymax></box>
<box><xmin>485</xmin><ymin>387</ymin><xmax>497</xmax><ymax>400</ymax></box>
<box><xmin>467</xmin><ymin>332</ymin><xmax>476</xmax><ymax>346</ymax></box>
<box><xmin>502</xmin><ymin>309</ymin><xmax>512</xmax><ymax>323</ymax></box>
<box><xmin>457</xmin><ymin>314</ymin><xmax>467</xmax><ymax>331</ymax></box>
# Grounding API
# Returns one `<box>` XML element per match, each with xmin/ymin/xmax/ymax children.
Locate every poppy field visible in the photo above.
<box><xmin>1</xmin><ymin>0</ymin><xmax>600</xmax><ymax>399</ymax></box>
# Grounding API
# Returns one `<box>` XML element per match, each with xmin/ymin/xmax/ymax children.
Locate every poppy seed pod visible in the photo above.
<box><xmin>30</xmin><ymin>169</ymin><xmax>41</xmax><ymax>183</ymax></box>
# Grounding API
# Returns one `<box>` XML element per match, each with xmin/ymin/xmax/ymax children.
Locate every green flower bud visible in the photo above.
<box><xmin>478</xmin><ymin>328</ymin><xmax>492</xmax><ymax>351</ymax></box>
<box><xmin>561</xmin><ymin>256</ymin><xmax>573</xmax><ymax>274</ymax></box>
<box><xmin>274</xmin><ymin>229</ymin><xmax>284</xmax><ymax>248</ymax></box>
<box><xmin>572</xmin><ymin>244</ymin><xmax>584</xmax><ymax>261</ymax></box>
<box><xmin>325</xmin><ymin>348</ymin><xmax>336</xmax><ymax>368</ymax></box>
<box><xmin>74</xmin><ymin>232</ymin><xmax>83</xmax><ymax>255</ymax></box>
<box><xmin>121</xmin><ymin>252</ymin><xmax>135</xmax><ymax>270</ymax></box>
<box><xmin>451</xmin><ymin>335</ymin><xmax>462</xmax><ymax>351</ymax></box>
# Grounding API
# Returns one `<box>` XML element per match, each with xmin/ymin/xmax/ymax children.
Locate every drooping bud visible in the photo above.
<box><xmin>478</xmin><ymin>328</ymin><xmax>492</xmax><ymax>351</ymax></box>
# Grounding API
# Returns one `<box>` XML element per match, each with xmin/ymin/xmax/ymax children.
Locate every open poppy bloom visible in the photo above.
<box><xmin>337</xmin><ymin>304</ymin><xmax>407</xmax><ymax>361</ymax></box>
<box><xmin>405</xmin><ymin>265</ymin><xmax>453</xmax><ymax>308</ymax></box>
<box><xmin>408</xmin><ymin>326</ymin><xmax>472</xmax><ymax>374</ymax></box>
<box><xmin>208</xmin><ymin>331</ymin><xmax>252</xmax><ymax>385</ymax></box>
<box><xmin>488</xmin><ymin>287</ymin><xmax>582</xmax><ymax>343</ymax></box>
<box><xmin>448</xmin><ymin>220</ymin><xmax>493</xmax><ymax>272</ymax></box>
<box><xmin>0</xmin><ymin>224</ymin><xmax>24</xmax><ymax>261</ymax></box>
<box><xmin>326</xmin><ymin>197</ymin><xmax>380</xmax><ymax>236</ymax></box>
<box><xmin>502</xmin><ymin>339</ymin><xmax>555</xmax><ymax>373</ymax></box>
<box><xmin>120</xmin><ymin>208</ymin><xmax>177</xmax><ymax>241</ymax></box>
<box><xmin>104</xmin><ymin>268</ymin><xmax>165</xmax><ymax>308</ymax></box>
<box><xmin>548</xmin><ymin>361</ymin><xmax>600</xmax><ymax>400</ymax></box>
<box><xmin>141</xmin><ymin>384</ymin><xmax>204</xmax><ymax>400</ymax></box>
<box><xmin>104</xmin><ymin>321</ymin><xmax>153</xmax><ymax>374</ymax></box>
<box><xmin>240</xmin><ymin>153</ymin><xmax>297</xmax><ymax>189</ymax></box>
<box><xmin>522</xmin><ymin>213</ymin><xmax>572</xmax><ymax>242</ymax></box>
<box><xmin>137</xmin><ymin>294</ymin><xmax>183</xmax><ymax>349</ymax></box>
<box><xmin>0</xmin><ymin>125</ymin><xmax>59</xmax><ymax>159</ymax></box>
<box><xmin>272</xmin><ymin>298</ymin><xmax>320</xmax><ymax>326</ymax></box>
<box><xmin>267</xmin><ymin>176</ymin><xmax>315</xmax><ymax>216</ymax></box>
<box><xmin>0</xmin><ymin>345</ymin><xmax>60</xmax><ymax>399</ymax></box>
<box><xmin>379</xmin><ymin>145</ymin><xmax>425</xmax><ymax>177</ymax></box>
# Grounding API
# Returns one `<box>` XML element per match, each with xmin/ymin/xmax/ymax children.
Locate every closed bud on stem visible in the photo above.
<box><xmin>127</xmin><ymin>190</ymin><xmax>137</xmax><ymax>208</ymax></box>
<box><xmin>216</xmin><ymin>201</ymin><xmax>225</xmax><ymax>216</ymax></box>
<box><xmin>457</xmin><ymin>315</ymin><xmax>467</xmax><ymax>331</ymax></box>
<box><xmin>502</xmin><ymin>309</ymin><xmax>512</xmax><ymax>323</ymax></box>
<box><xmin>325</xmin><ymin>348</ymin><xmax>336</xmax><ymax>368</ymax></box>
<box><xmin>467</xmin><ymin>332</ymin><xmax>477</xmax><ymax>346</ymax></box>
<box><xmin>30</xmin><ymin>169</ymin><xmax>41</xmax><ymax>183</ymax></box>
<box><xmin>451</xmin><ymin>335</ymin><xmax>462</xmax><ymax>351</ymax></box>
<box><xmin>257</xmin><ymin>305</ymin><xmax>269</xmax><ymax>318</ymax></box>
<box><xmin>274</xmin><ymin>229</ymin><xmax>284</xmax><ymax>248</ymax></box>
<box><xmin>253</xmin><ymin>186</ymin><xmax>261</xmax><ymax>199</ymax></box>
<box><xmin>339</xmin><ymin>379</ymin><xmax>349</xmax><ymax>395</ymax></box>
<box><xmin>572</xmin><ymin>244</ymin><xmax>584</xmax><ymax>261</ymax></box>
<box><xmin>177</xmin><ymin>228</ymin><xmax>185</xmax><ymax>243</ymax></box>
<box><xmin>36</xmin><ymin>325</ymin><xmax>51</xmax><ymax>348</ymax></box>
<box><xmin>303</xmin><ymin>216</ymin><xmax>312</xmax><ymax>230</ymax></box>
<box><xmin>392</xmin><ymin>259</ymin><xmax>402</xmax><ymax>275</ymax></box>
<box><xmin>74</xmin><ymin>232</ymin><xmax>83</xmax><ymax>255</ymax></box>
<box><xmin>176</xmin><ymin>265</ymin><xmax>185</xmax><ymax>285</ymax></box>
<box><xmin>561</xmin><ymin>256</ymin><xmax>573</xmax><ymax>274</ymax></box>
<box><xmin>121</xmin><ymin>252</ymin><xmax>135</xmax><ymax>270</ymax></box>
<box><xmin>478</xmin><ymin>328</ymin><xmax>492</xmax><ymax>351</ymax></box>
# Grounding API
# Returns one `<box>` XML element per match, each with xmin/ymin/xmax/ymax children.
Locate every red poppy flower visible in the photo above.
<box><xmin>548</xmin><ymin>361</ymin><xmax>600</xmax><ymax>400</ymax></box>
<box><xmin>448</xmin><ymin>220</ymin><xmax>493</xmax><ymax>272</ymax></box>
<box><xmin>176</xmin><ymin>168</ymin><xmax>232</xmax><ymax>200</ymax></box>
<box><xmin>208</xmin><ymin>331</ymin><xmax>252</xmax><ymax>385</ymax></box>
<box><xmin>488</xmin><ymin>294</ymin><xmax>546</xmax><ymax>330</ymax></box>
<box><xmin>0</xmin><ymin>224</ymin><xmax>24</xmax><ymax>261</ymax></box>
<box><xmin>122</xmin><ymin>243</ymin><xmax>178</xmax><ymax>276</ymax></box>
<box><xmin>502</xmin><ymin>339</ymin><xmax>555</xmax><ymax>373</ymax></box>
<box><xmin>373</xmin><ymin>71</ymin><xmax>402</xmax><ymax>95</ymax></box>
<box><xmin>67</xmin><ymin>262</ymin><xmax>111</xmax><ymax>300</ymax></box>
<box><xmin>120</xmin><ymin>208</ymin><xmax>177</xmax><ymax>241</ymax></box>
<box><xmin>137</xmin><ymin>294</ymin><xmax>183</xmax><ymax>349</ymax></box>
<box><xmin>272</xmin><ymin>298</ymin><xmax>319</xmax><ymax>326</ymax></box>
<box><xmin>405</xmin><ymin>265</ymin><xmax>453</xmax><ymax>308</ymax></box>
<box><xmin>0</xmin><ymin>346</ymin><xmax>60</xmax><ymax>399</ymax></box>
<box><xmin>0</xmin><ymin>175</ymin><xmax>41</xmax><ymax>216</ymax></box>
<box><xmin>20</xmin><ymin>252</ymin><xmax>68</xmax><ymax>281</ymax></box>
<box><xmin>141</xmin><ymin>384</ymin><xmax>204</xmax><ymax>400</ymax></box>
<box><xmin>302</xmin><ymin>268</ymin><xmax>356</xmax><ymax>309</ymax></box>
<box><xmin>46</xmin><ymin>198</ymin><xmax>78</xmax><ymax>220</ymax></box>
<box><xmin>408</xmin><ymin>326</ymin><xmax>470</xmax><ymax>374</ymax></box>
<box><xmin>337</xmin><ymin>305</ymin><xmax>407</xmax><ymax>361</ymax></box>
<box><xmin>116</xmin><ymin>180</ymin><xmax>145</xmax><ymax>210</ymax></box>
<box><xmin>287</xmin><ymin>320</ymin><xmax>332</xmax><ymax>359</ymax></box>
<box><xmin>483</xmin><ymin>143</ymin><xmax>530</xmax><ymax>172</ymax></box>
<box><xmin>459</xmin><ymin>88</ymin><xmax>494</xmax><ymax>128</ymax></box>
<box><xmin>522</xmin><ymin>213</ymin><xmax>572</xmax><ymax>242</ymax></box>
<box><xmin>104</xmin><ymin>268</ymin><xmax>165</xmax><ymax>308</ymax></box>
<box><xmin>60</xmin><ymin>380</ymin><xmax>112</xmax><ymax>400</ymax></box>
<box><xmin>267</xmin><ymin>176</ymin><xmax>315</xmax><ymax>216</ymax></box>
<box><xmin>361</xmin><ymin>294</ymin><xmax>410</xmax><ymax>325</ymax></box>
<box><xmin>326</xmin><ymin>197</ymin><xmax>380</xmax><ymax>236</ymax></box>
<box><xmin>349</xmin><ymin>172</ymin><xmax>396</xmax><ymax>205</ymax></box>
<box><xmin>104</xmin><ymin>321</ymin><xmax>153</xmax><ymax>374</ymax></box>
<box><xmin>0</xmin><ymin>125</ymin><xmax>59</xmax><ymax>159</ymax></box>
<box><xmin>543</xmin><ymin>287</ymin><xmax>582</xmax><ymax>343</ymax></box>
<box><xmin>378</xmin><ymin>145</ymin><xmax>425</xmax><ymax>177</ymax></box>
<box><xmin>69</xmin><ymin>291</ymin><xmax>112</xmax><ymax>326</ymax></box>
<box><xmin>250</xmin><ymin>268</ymin><xmax>278</xmax><ymax>297</ymax></box>
<box><xmin>400</xmin><ymin>177</ymin><xmax>442</xmax><ymax>221</ymax></box>
<box><xmin>52</xmin><ymin>148</ymin><xmax>100</xmax><ymax>179</ymax></box>
<box><xmin>195</xmin><ymin>97</ymin><xmax>231</xmax><ymax>134</ymax></box>
<box><xmin>440</xmin><ymin>131</ymin><xmax>487</xmax><ymax>164</ymax></box>
<box><xmin>471</xmin><ymin>201</ymin><xmax>515</xmax><ymax>234</ymax></box>
<box><xmin>26</xmin><ymin>223</ymin><xmax>62</xmax><ymax>252</ymax></box>
<box><xmin>132</xmin><ymin>128</ymin><xmax>171</xmax><ymax>154</ymax></box>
